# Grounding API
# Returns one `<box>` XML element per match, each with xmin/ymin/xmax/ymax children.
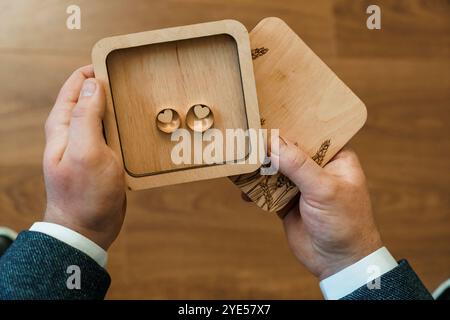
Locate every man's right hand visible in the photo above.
<box><xmin>271</xmin><ymin>137</ymin><xmax>383</xmax><ymax>280</ymax></box>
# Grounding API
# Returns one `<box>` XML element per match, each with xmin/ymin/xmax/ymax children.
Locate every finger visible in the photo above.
<box><xmin>44</xmin><ymin>65</ymin><xmax>94</xmax><ymax>165</ymax></box>
<box><xmin>64</xmin><ymin>78</ymin><xmax>106</xmax><ymax>159</ymax></box>
<box><xmin>55</xmin><ymin>65</ymin><xmax>94</xmax><ymax>105</ymax></box>
<box><xmin>271</xmin><ymin>135</ymin><xmax>325</xmax><ymax>193</ymax></box>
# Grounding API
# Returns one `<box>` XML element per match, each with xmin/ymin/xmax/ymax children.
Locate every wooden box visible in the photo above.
<box><xmin>92</xmin><ymin>20</ymin><xmax>261</xmax><ymax>190</ymax></box>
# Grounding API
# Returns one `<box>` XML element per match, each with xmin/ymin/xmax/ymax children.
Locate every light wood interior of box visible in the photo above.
<box><xmin>106</xmin><ymin>34</ymin><xmax>249</xmax><ymax>176</ymax></box>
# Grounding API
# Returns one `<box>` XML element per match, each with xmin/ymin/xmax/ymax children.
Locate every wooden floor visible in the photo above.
<box><xmin>0</xmin><ymin>0</ymin><xmax>449</xmax><ymax>299</ymax></box>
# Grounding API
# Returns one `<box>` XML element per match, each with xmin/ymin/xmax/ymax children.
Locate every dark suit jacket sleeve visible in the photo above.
<box><xmin>342</xmin><ymin>260</ymin><xmax>433</xmax><ymax>300</ymax></box>
<box><xmin>0</xmin><ymin>231</ymin><xmax>110</xmax><ymax>300</ymax></box>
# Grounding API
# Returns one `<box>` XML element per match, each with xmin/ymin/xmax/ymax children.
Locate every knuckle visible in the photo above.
<box><xmin>71</xmin><ymin>148</ymin><xmax>103</xmax><ymax>167</ymax></box>
<box><xmin>287</xmin><ymin>148</ymin><xmax>308</xmax><ymax>171</ymax></box>
<box><xmin>54</xmin><ymin>166</ymin><xmax>72</xmax><ymax>183</ymax></box>
<box><xmin>327</xmin><ymin>181</ymin><xmax>339</xmax><ymax>196</ymax></box>
<box><xmin>353</xmin><ymin>172</ymin><xmax>366</xmax><ymax>187</ymax></box>
<box><xmin>65</xmin><ymin>88</ymin><xmax>81</xmax><ymax>103</ymax></box>
<box><xmin>320</xmin><ymin>177</ymin><xmax>340</xmax><ymax>200</ymax></box>
<box><xmin>72</xmin><ymin>66</ymin><xmax>87</xmax><ymax>79</ymax></box>
<box><xmin>44</xmin><ymin>162</ymin><xmax>73</xmax><ymax>190</ymax></box>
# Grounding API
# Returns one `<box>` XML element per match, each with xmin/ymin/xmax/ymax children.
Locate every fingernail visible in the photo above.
<box><xmin>80</xmin><ymin>79</ymin><xmax>96</xmax><ymax>98</ymax></box>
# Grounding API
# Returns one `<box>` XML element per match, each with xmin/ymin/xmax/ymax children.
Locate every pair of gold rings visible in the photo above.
<box><xmin>156</xmin><ymin>104</ymin><xmax>214</xmax><ymax>134</ymax></box>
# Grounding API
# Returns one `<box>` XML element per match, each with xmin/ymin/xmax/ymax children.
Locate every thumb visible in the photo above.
<box><xmin>271</xmin><ymin>136</ymin><xmax>324</xmax><ymax>193</ymax></box>
<box><xmin>66</xmin><ymin>78</ymin><xmax>106</xmax><ymax>152</ymax></box>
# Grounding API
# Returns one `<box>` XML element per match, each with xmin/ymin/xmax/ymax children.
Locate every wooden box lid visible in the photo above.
<box><xmin>230</xmin><ymin>17</ymin><xmax>367</xmax><ymax>212</ymax></box>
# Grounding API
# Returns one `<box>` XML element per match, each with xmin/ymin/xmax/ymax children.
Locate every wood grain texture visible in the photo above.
<box><xmin>333</xmin><ymin>0</ymin><xmax>450</xmax><ymax>58</ymax></box>
<box><xmin>106</xmin><ymin>35</ymin><xmax>248</xmax><ymax>174</ymax></box>
<box><xmin>0</xmin><ymin>0</ymin><xmax>449</xmax><ymax>299</ymax></box>
<box><xmin>92</xmin><ymin>20</ymin><xmax>262</xmax><ymax>189</ymax></box>
<box><xmin>230</xmin><ymin>17</ymin><xmax>367</xmax><ymax>212</ymax></box>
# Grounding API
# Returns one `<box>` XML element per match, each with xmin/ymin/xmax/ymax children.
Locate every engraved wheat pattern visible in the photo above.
<box><xmin>251</xmin><ymin>47</ymin><xmax>269</xmax><ymax>60</ymax></box>
<box><xmin>312</xmin><ymin>139</ymin><xmax>331</xmax><ymax>166</ymax></box>
<box><xmin>231</xmin><ymin>139</ymin><xmax>332</xmax><ymax>211</ymax></box>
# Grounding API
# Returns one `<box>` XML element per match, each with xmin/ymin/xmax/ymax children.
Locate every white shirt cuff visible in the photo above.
<box><xmin>319</xmin><ymin>247</ymin><xmax>398</xmax><ymax>300</ymax></box>
<box><xmin>29</xmin><ymin>222</ymin><xmax>107</xmax><ymax>268</ymax></box>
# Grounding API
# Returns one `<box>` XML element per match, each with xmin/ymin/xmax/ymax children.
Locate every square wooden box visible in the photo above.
<box><xmin>92</xmin><ymin>20</ymin><xmax>261</xmax><ymax>190</ymax></box>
